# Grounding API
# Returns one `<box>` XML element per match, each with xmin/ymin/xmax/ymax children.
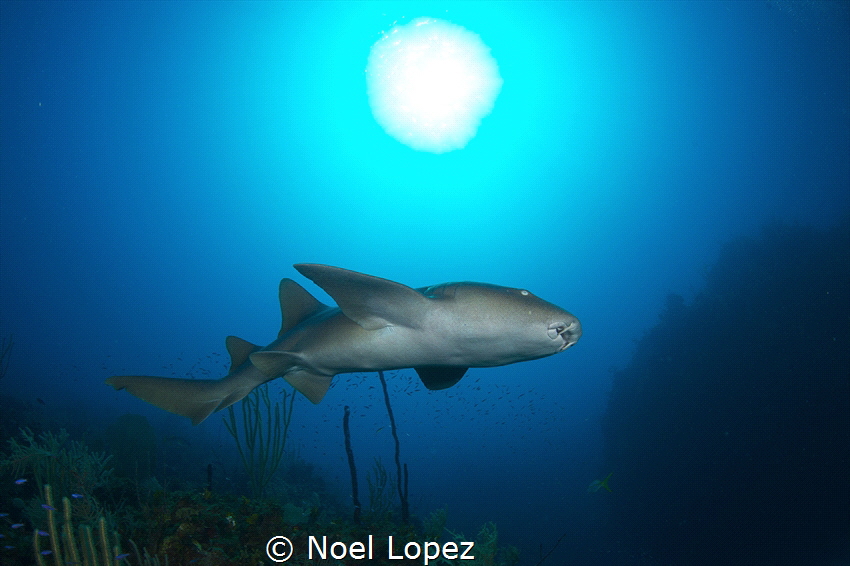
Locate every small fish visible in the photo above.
<box><xmin>4</xmin><ymin>545</ymin><xmax>15</xmax><ymax>550</ymax></box>
<box><xmin>14</xmin><ymin>479</ymin><xmax>26</xmax><ymax>485</ymax></box>
<box><xmin>37</xmin><ymin>530</ymin><xmax>49</xmax><ymax>536</ymax></box>
<box><xmin>40</xmin><ymin>549</ymin><xmax>52</xmax><ymax>555</ymax></box>
<box><xmin>36</xmin><ymin>398</ymin><xmax>46</xmax><ymax>405</ymax></box>
<box><xmin>115</xmin><ymin>553</ymin><xmax>130</xmax><ymax>560</ymax></box>
<box><xmin>0</xmin><ymin>512</ymin><xmax>8</xmax><ymax>517</ymax></box>
<box><xmin>10</xmin><ymin>523</ymin><xmax>24</xmax><ymax>529</ymax></box>
<box><xmin>70</xmin><ymin>494</ymin><xmax>84</xmax><ymax>499</ymax></box>
<box><xmin>162</xmin><ymin>435</ymin><xmax>190</xmax><ymax>448</ymax></box>
<box><xmin>587</xmin><ymin>472</ymin><xmax>613</xmax><ymax>494</ymax></box>
<box><xmin>41</xmin><ymin>504</ymin><xmax>56</xmax><ymax>511</ymax></box>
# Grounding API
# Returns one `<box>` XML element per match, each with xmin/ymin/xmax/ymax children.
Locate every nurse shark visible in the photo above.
<box><xmin>106</xmin><ymin>264</ymin><xmax>582</xmax><ymax>424</ymax></box>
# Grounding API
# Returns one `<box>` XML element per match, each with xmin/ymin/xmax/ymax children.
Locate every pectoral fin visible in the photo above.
<box><xmin>414</xmin><ymin>366</ymin><xmax>468</xmax><ymax>390</ymax></box>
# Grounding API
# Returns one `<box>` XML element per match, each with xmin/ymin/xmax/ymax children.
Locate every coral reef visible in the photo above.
<box><xmin>105</xmin><ymin>414</ymin><xmax>156</xmax><ymax>481</ymax></box>
<box><xmin>0</xmin><ymin>398</ymin><xmax>520</xmax><ymax>565</ymax></box>
<box><xmin>439</xmin><ymin>521</ymin><xmax>519</xmax><ymax>566</ymax></box>
<box><xmin>602</xmin><ymin>220</ymin><xmax>850</xmax><ymax>563</ymax></box>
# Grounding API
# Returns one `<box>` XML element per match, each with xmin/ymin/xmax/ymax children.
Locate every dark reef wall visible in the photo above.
<box><xmin>602</xmin><ymin>219</ymin><xmax>849</xmax><ymax>563</ymax></box>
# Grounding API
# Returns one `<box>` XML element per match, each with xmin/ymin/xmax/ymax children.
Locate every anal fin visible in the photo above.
<box><xmin>249</xmin><ymin>351</ymin><xmax>331</xmax><ymax>403</ymax></box>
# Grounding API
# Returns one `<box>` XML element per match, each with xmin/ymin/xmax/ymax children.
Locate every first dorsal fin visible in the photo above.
<box><xmin>225</xmin><ymin>335</ymin><xmax>260</xmax><ymax>373</ymax></box>
<box><xmin>293</xmin><ymin>264</ymin><xmax>429</xmax><ymax>330</ymax></box>
<box><xmin>278</xmin><ymin>278</ymin><xmax>329</xmax><ymax>337</ymax></box>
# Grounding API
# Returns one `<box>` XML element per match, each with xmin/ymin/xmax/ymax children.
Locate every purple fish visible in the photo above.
<box><xmin>4</xmin><ymin>545</ymin><xmax>14</xmax><ymax>550</ymax></box>
<box><xmin>10</xmin><ymin>523</ymin><xmax>23</xmax><ymax>529</ymax></box>
<box><xmin>14</xmin><ymin>479</ymin><xmax>26</xmax><ymax>485</ymax></box>
<box><xmin>71</xmin><ymin>493</ymin><xmax>84</xmax><ymax>499</ymax></box>
<box><xmin>115</xmin><ymin>553</ymin><xmax>131</xmax><ymax>560</ymax></box>
<box><xmin>37</xmin><ymin>530</ymin><xmax>49</xmax><ymax>536</ymax></box>
<box><xmin>40</xmin><ymin>549</ymin><xmax>53</xmax><ymax>555</ymax></box>
<box><xmin>41</xmin><ymin>504</ymin><xmax>56</xmax><ymax>511</ymax></box>
<box><xmin>0</xmin><ymin>513</ymin><xmax>8</xmax><ymax>517</ymax></box>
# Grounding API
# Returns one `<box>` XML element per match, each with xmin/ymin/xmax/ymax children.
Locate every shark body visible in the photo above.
<box><xmin>106</xmin><ymin>264</ymin><xmax>581</xmax><ymax>424</ymax></box>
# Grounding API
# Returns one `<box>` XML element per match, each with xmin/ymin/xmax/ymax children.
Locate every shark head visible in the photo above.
<box><xmin>419</xmin><ymin>281</ymin><xmax>582</xmax><ymax>367</ymax></box>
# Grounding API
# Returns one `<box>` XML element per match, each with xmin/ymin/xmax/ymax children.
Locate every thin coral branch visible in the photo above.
<box><xmin>223</xmin><ymin>384</ymin><xmax>294</xmax><ymax>498</ymax></box>
<box><xmin>0</xmin><ymin>333</ymin><xmax>13</xmax><ymax>380</ymax></box>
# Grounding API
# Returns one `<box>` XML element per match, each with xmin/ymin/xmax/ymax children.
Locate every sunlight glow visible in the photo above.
<box><xmin>366</xmin><ymin>17</ymin><xmax>503</xmax><ymax>154</ymax></box>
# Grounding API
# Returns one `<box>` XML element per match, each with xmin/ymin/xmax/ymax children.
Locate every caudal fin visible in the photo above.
<box><xmin>105</xmin><ymin>375</ymin><xmax>256</xmax><ymax>425</ymax></box>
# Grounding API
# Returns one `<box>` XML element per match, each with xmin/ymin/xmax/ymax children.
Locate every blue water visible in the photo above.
<box><xmin>1</xmin><ymin>1</ymin><xmax>848</xmax><ymax>564</ymax></box>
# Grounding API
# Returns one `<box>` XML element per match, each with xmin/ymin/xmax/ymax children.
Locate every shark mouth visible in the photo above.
<box><xmin>550</xmin><ymin>320</ymin><xmax>582</xmax><ymax>351</ymax></box>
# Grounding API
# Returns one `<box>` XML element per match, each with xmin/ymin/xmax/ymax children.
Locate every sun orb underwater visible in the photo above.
<box><xmin>366</xmin><ymin>17</ymin><xmax>503</xmax><ymax>154</ymax></box>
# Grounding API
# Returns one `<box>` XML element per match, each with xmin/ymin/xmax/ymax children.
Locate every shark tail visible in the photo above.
<box><xmin>105</xmin><ymin>374</ymin><xmax>258</xmax><ymax>425</ymax></box>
